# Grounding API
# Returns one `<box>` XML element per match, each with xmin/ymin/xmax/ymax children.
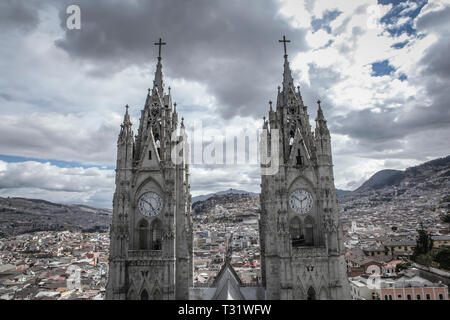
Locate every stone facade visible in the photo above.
<box><xmin>105</xmin><ymin>53</ymin><xmax>193</xmax><ymax>300</ymax></box>
<box><xmin>106</xmin><ymin>37</ymin><xmax>350</xmax><ymax>300</ymax></box>
<box><xmin>259</xmin><ymin>48</ymin><xmax>350</xmax><ymax>300</ymax></box>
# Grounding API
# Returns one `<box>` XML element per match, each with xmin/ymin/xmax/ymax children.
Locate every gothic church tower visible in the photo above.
<box><xmin>106</xmin><ymin>39</ymin><xmax>193</xmax><ymax>300</ymax></box>
<box><xmin>259</xmin><ymin>36</ymin><xmax>350</xmax><ymax>300</ymax></box>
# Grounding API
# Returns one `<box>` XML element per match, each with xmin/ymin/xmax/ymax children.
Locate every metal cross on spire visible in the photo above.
<box><xmin>154</xmin><ymin>37</ymin><xmax>166</xmax><ymax>59</ymax></box>
<box><xmin>279</xmin><ymin>35</ymin><xmax>291</xmax><ymax>57</ymax></box>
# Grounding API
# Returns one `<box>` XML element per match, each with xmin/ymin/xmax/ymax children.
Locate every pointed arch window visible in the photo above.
<box><xmin>296</xmin><ymin>149</ymin><xmax>303</xmax><ymax>166</ymax></box>
<box><xmin>304</xmin><ymin>216</ymin><xmax>314</xmax><ymax>246</ymax></box>
<box><xmin>289</xmin><ymin>130</ymin><xmax>295</xmax><ymax>155</ymax></box>
<box><xmin>150</xmin><ymin>219</ymin><xmax>162</xmax><ymax>250</ymax></box>
<box><xmin>154</xmin><ymin>133</ymin><xmax>161</xmax><ymax>157</ymax></box>
<box><xmin>289</xmin><ymin>130</ymin><xmax>295</xmax><ymax>146</ymax></box>
<box><xmin>153</xmin><ymin>289</ymin><xmax>162</xmax><ymax>300</ymax></box>
<box><xmin>140</xmin><ymin>289</ymin><xmax>149</xmax><ymax>300</ymax></box>
<box><xmin>307</xmin><ymin>287</ymin><xmax>316</xmax><ymax>300</ymax></box>
<box><xmin>138</xmin><ymin>219</ymin><xmax>149</xmax><ymax>250</ymax></box>
<box><xmin>290</xmin><ymin>217</ymin><xmax>304</xmax><ymax>247</ymax></box>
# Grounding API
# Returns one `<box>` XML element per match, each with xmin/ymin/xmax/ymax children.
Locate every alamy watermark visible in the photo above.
<box><xmin>170</xmin><ymin>120</ymin><xmax>280</xmax><ymax>175</ymax></box>
<box><xmin>66</xmin><ymin>5</ymin><xmax>81</xmax><ymax>30</ymax></box>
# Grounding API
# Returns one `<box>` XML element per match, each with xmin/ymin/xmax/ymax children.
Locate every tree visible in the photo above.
<box><xmin>415</xmin><ymin>254</ymin><xmax>433</xmax><ymax>267</ymax></box>
<box><xmin>395</xmin><ymin>262</ymin><xmax>410</xmax><ymax>273</ymax></box>
<box><xmin>434</xmin><ymin>247</ymin><xmax>450</xmax><ymax>270</ymax></box>
<box><xmin>413</xmin><ymin>223</ymin><xmax>433</xmax><ymax>260</ymax></box>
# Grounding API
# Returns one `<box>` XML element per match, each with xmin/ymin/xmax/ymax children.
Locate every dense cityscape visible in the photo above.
<box><xmin>0</xmin><ymin>157</ymin><xmax>449</xmax><ymax>300</ymax></box>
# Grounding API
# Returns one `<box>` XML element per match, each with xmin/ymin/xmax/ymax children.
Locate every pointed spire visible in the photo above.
<box><xmin>123</xmin><ymin>104</ymin><xmax>131</xmax><ymax>125</ymax></box>
<box><xmin>152</xmin><ymin>38</ymin><xmax>166</xmax><ymax>95</ymax></box>
<box><xmin>315</xmin><ymin>99</ymin><xmax>329</xmax><ymax>137</ymax></box>
<box><xmin>282</xmin><ymin>55</ymin><xmax>294</xmax><ymax>94</ymax></box>
<box><xmin>278</xmin><ymin>36</ymin><xmax>294</xmax><ymax>94</ymax></box>
<box><xmin>316</xmin><ymin>100</ymin><xmax>325</xmax><ymax>120</ymax></box>
<box><xmin>173</xmin><ymin>102</ymin><xmax>177</xmax><ymax>113</ymax></box>
<box><xmin>152</xmin><ymin>57</ymin><xmax>164</xmax><ymax>95</ymax></box>
<box><xmin>119</xmin><ymin>105</ymin><xmax>133</xmax><ymax>143</ymax></box>
<box><xmin>181</xmin><ymin>117</ymin><xmax>185</xmax><ymax>129</ymax></box>
<box><xmin>269</xmin><ymin>100</ymin><xmax>273</xmax><ymax>112</ymax></box>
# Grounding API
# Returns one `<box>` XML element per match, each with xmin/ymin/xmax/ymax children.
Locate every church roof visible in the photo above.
<box><xmin>211</xmin><ymin>261</ymin><xmax>245</xmax><ymax>300</ymax></box>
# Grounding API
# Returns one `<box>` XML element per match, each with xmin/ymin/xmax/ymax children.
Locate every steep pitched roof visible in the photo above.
<box><xmin>211</xmin><ymin>261</ymin><xmax>245</xmax><ymax>300</ymax></box>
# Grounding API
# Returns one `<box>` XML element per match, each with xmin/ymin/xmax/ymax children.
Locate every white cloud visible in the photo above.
<box><xmin>0</xmin><ymin>0</ymin><xmax>449</xmax><ymax>205</ymax></box>
<box><xmin>0</xmin><ymin>160</ymin><xmax>115</xmax><ymax>208</ymax></box>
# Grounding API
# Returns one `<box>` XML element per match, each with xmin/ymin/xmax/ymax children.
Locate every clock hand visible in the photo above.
<box><xmin>142</xmin><ymin>199</ymin><xmax>156</xmax><ymax>212</ymax></box>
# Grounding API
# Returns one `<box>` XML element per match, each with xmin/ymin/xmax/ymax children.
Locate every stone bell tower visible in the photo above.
<box><xmin>106</xmin><ymin>38</ymin><xmax>193</xmax><ymax>300</ymax></box>
<box><xmin>259</xmin><ymin>36</ymin><xmax>350</xmax><ymax>300</ymax></box>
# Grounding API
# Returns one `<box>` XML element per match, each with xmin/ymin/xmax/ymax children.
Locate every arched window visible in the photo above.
<box><xmin>140</xmin><ymin>289</ymin><xmax>149</xmax><ymax>300</ymax></box>
<box><xmin>289</xmin><ymin>130</ymin><xmax>295</xmax><ymax>145</ymax></box>
<box><xmin>154</xmin><ymin>133</ymin><xmax>161</xmax><ymax>157</ymax></box>
<box><xmin>307</xmin><ymin>287</ymin><xmax>316</xmax><ymax>300</ymax></box>
<box><xmin>153</xmin><ymin>289</ymin><xmax>162</xmax><ymax>300</ymax></box>
<box><xmin>290</xmin><ymin>217</ymin><xmax>304</xmax><ymax>247</ymax></box>
<box><xmin>319</xmin><ymin>288</ymin><xmax>328</xmax><ymax>300</ymax></box>
<box><xmin>289</xmin><ymin>130</ymin><xmax>295</xmax><ymax>155</ymax></box>
<box><xmin>138</xmin><ymin>219</ymin><xmax>149</xmax><ymax>250</ymax></box>
<box><xmin>304</xmin><ymin>216</ymin><xmax>314</xmax><ymax>246</ymax></box>
<box><xmin>150</xmin><ymin>219</ymin><xmax>162</xmax><ymax>250</ymax></box>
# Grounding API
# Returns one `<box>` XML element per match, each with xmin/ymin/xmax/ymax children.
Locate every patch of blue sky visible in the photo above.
<box><xmin>311</xmin><ymin>9</ymin><xmax>342</xmax><ymax>34</ymax></box>
<box><xmin>391</xmin><ymin>40</ymin><xmax>409</xmax><ymax>49</ymax></box>
<box><xmin>371</xmin><ymin>60</ymin><xmax>396</xmax><ymax>77</ymax></box>
<box><xmin>378</xmin><ymin>0</ymin><xmax>428</xmax><ymax>37</ymax></box>
<box><xmin>0</xmin><ymin>154</ymin><xmax>114</xmax><ymax>170</ymax></box>
<box><xmin>398</xmin><ymin>73</ymin><xmax>408</xmax><ymax>81</ymax></box>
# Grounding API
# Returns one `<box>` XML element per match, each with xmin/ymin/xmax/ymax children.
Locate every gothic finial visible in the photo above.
<box><xmin>269</xmin><ymin>100</ymin><xmax>273</xmax><ymax>111</ymax></box>
<box><xmin>181</xmin><ymin>117</ymin><xmax>185</xmax><ymax>128</ymax></box>
<box><xmin>122</xmin><ymin>104</ymin><xmax>131</xmax><ymax>126</ymax></box>
<box><xmin>317</xmin><ymin>99</ymin><xmax>321</xmax><ymax>108</ymax></box>
<box><xmin>278</xmin><ymin>86</ymin><xmax>280</xmax><ymax>93</ymax></box>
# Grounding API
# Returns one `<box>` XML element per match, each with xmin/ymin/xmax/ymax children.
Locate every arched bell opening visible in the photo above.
<box><xmin>150</xmin><ymin>219</ymin><xmax>162</xmax><ymax>250</ymax></box>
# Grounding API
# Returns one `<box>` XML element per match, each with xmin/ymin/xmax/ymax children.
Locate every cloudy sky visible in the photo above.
<box><xmin>0</xmin><ymin>0</ymin><xmax>449</xmax><ymax>208</ymax></box>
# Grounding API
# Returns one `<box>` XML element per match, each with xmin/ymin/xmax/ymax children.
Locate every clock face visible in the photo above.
<box><xmin>289</xmin><ymin>189</ymin><xmax>313</xmax><ymax>214</ymax></box>
<box><xmin>138</xmin><ymin>192</ymin><xmax>162</xmax><ymax>217</ymax></box>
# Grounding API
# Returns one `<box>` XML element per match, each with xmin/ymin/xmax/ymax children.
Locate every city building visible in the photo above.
<box><xmin>349</xmin><ymin>273</ymin><xmax>448</xmax><ymax>300</ymax></box>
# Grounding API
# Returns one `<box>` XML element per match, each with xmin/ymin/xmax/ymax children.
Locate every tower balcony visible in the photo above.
<box><xmin>128</xmin><ymin>250</ymin><xmax>163</xmax><ymax>259</ymax></box>
<box><xmin>291</xmin><ymin>246</ymin><xmax>327</xmax><ymax>259</ymax></box>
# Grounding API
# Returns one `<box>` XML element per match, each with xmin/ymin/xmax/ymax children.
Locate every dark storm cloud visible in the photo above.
<box><xmin>331</xmin><ymin>89</ymin><xmax>450</xmax><ymax>144</ymax></box>
<box><xmin>415</xmin><ymin>4</ymin><xmax>450</xmax><ymax>34</ymax></box>
<box><xmin>0</xmin><ymin>0</ymin><xmax>42</xmax><ymax>32</ymax></box>
<box><xmin>53</xmin><ymin>0</ymin><xmax>308</xmax><ymax>119</ymax></box>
